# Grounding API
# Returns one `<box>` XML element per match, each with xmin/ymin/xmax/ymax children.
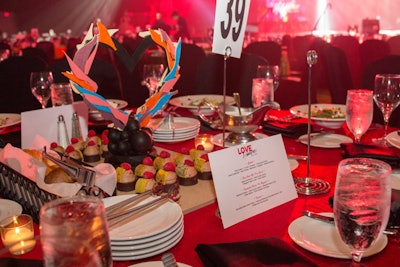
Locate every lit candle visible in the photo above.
<box><xmin>0</xmin><ymin>214</ymin><xmax>36</xmax><ymax>255</ymax></box>
<box><xmin>195</xmin><ymin>134</ymin><xmax>214</xmax><ymax>152</ymax></box>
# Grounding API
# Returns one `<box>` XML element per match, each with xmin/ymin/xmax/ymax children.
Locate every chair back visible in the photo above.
<box><xmin>243</xmin><ymin>41</ymin><xmax>282</xmax><ymax>66</ymax></box>
<box><xmin>387</xmin><ymin>35</ymin><xmax>400</xmax><ymax>56</ymax></box>
<box><xmin>359</xmin><ymin>39</ymin><xmax>390</xmax><ymax>73</ymax></box>
<box><xmin>0</xmin><ymin>55</ymin><xmax>47</xmax><ymax>113</ymax></box>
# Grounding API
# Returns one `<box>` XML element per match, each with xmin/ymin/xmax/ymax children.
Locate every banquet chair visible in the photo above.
<box><xmin>274</xmin><ymin>79</ymin><xmax>307</xmax><ymax>110</ymax></box>
<box><xmin>0</xmin><ymin>55</ymin><xmax>47</xmax><ymax>113</ymax></box>
<box><xmin>195</xmin><ymin>52</ymin><xmax>269</xmax><ymax>107</ymax></box>
<box><xmin>22</xmin><ymin>47</ymin><xmax>48</xmax><ymax>64</ymax></box>
<box><xmin>36</xmin><ymin>41</ymin><xmax>55</xmax><ymax>65</ymax></box>
<box><xmin>331</xmin><ymin>35</ymin><xmax>362</xmax><ymax>88</ymax></box>
<box><xmin>173</xmin><ymin>43</ymin><xmax>206</xmax><ymax>96</ymax></box>
<box><xmin>387</xmin><ymin>35</ymin><xmax>400</xmax><ymax>56</ymax></box>
<box><xmin>243</xmin><ymin>41</ymin><xmax>282</xmax><ymax>66</ymax></box>
<box><xmin>361</xmin><ymin>55</ymin><xmax>400</xmax><ymax>127</ymax></box>
<box><xmin>359</xmin><ymin>39</ymin><xmax>390</xmax><ymax>74</ymax></box>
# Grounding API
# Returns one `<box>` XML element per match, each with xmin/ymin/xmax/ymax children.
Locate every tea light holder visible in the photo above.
<box><xmin>194</xmin><ymin>134</ymin><xmax>214</xmax><ymax>152</ymax></box>
<box><xmin>0</xmin><ymin>214</ymin><xmax>36</xmax><ymax>255</ymax></box>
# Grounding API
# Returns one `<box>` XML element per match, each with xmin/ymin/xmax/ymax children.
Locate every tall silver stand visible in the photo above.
<box><xmin>293</xmin><ymin>50</ymin><xmax>330</xmax><ymax>195</ymax></box>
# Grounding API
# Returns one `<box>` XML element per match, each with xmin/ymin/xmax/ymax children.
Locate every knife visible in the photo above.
<box><xmin>302</xmin><ymin>210</ymin><xmax>334</xmax><ymax>224</ymax></box>
<box><xmin>302</xmin><ymin>210</ymin><xmax>398</xmax><ymax>235</ymax></box>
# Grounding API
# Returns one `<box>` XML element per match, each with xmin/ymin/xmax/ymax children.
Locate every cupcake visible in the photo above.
<box><xmin>71</xmin><ymin>137</ymin><xmax>85</xmax><ymax>152</ymax></box>
<box><xmin>101</xmin><ymin>135</ymin><xmax>109</xmax><ymax>158</ymax></box>
<box><xmin>50</xmin><ymin>142</ymin><xmax>65</xmax><ymax>155</ymax></box>
<box><xmin>135</xmin><ymin>172</ymin><xmax>156</xmax><ymax>194</ymax></box>
<box><xmin>153</xmin><ymin>150</ymin><xmax>174</xmax><ymax>170</ymax></box>
<box><xmin>65</xmin><ymin>145</ymin><xmax>83</xmax><ymax>161</ymax></box>
<box><xmin>116</xmin><ymin>162</ymin><xmax>137</xmax><ymax>191</ymax></box>
<box><xmin>194</xmin><ymin>154</ymin><xmax>213</xmax><ymax>180</ymax></box>
<box><xmin>176</xmin><ymin>159</ymin><xmax>198</xmax><ymax>186</ymax></box>
<box><xmin>83</xmin><ymin>140</ymin><xmax>101</xmax><ymax>162</ymax></box>
<box><xmin>86</xmin><ymin>129</ymin><xmax>101</xmax><ymax>147</ymax></box>
<box><xmin>155</xmin><ymin>162</ymin><xmax>179</xmax><ymax>192</ymax></box>
<box><xmin>174</xmin><ymin>148</ymin><xmax>192</xmax><ymax>166</ymax></box>
<box><xmin>135</xmin><ymin>157</ymin><xmax>156</xmax><ymax>178</ymax></box>
<box><xmin>190</xmin><ymin>145</ymin><xmax>207</xmax><ymax>159</ymax></box>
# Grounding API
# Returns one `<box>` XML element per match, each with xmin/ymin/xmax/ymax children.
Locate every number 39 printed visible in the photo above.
<box><xmin>212</xmin><ymin>0</ymin><xmax>250</xmax><ymax>58</ymax></box>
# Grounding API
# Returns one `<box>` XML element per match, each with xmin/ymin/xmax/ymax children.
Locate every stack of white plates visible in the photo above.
<box><xmin>103</xmin><ymin>195</ymin><xmax>184</xmax><ymax>261</ymax></box>
<box><xmin>149</xmin><ymin>117</ymin><xmax>200</xmax><ymax>142</ymax></box>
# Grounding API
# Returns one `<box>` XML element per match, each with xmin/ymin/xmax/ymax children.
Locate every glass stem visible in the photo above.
<box><xmin>351</xmin><ymin>251</ymin><xmax>363</xmax><ymax>264</ymax></box>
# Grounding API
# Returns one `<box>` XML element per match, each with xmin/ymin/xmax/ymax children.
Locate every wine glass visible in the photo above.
<box><xmin>256</xmin><ymin>65</ymin><xmax>279</xmax><ymax>91</ymax></box>
<box><xmin>30</xmin><ymin>71</ymin><xmax>54</xmax><ymax>109</ymax></box>
<box><xmin>142</xmin><ymin>64</ymin><xmax>164</xmax><ymax>96</ymax></box>
<box><xmin>334</xmin><ymin>158</ymin><xmax>391</xmax><ymax>265</ymax></box>
<box><xmin>345</xmin><ymin>89</ymin><xmax>373</xmax><ymax>143</ymax></box>
<box><xmin>373</xmin><ymin>74</ymin><xmax>400</xmax><ymax>146</ymax></box>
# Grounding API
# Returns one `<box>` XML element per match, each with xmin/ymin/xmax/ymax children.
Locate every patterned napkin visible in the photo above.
<box><xmin>195</xmin><ymin>237</ymin><xmax>317</xmax><ymax>267</ymax></box>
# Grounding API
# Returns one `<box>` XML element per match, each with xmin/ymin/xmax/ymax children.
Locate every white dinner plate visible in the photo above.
<box><xmin>149</xmin><ymin>117</ymin><xmax>200</xmax><ymax>133</ymax></box>
<box><xmin>0</xmin><ymin>199</ymin><xmax>23</xmax><ymax>221</ymax></box>
<box><xmin>112</xmin><ymin>228</ymin><xmax>183</xmax><ymax>257</ymax></box>
<box><xmin>390</xmin><ymin>169</ymin><xmax>400</xmax><ymax>190</ymax></box>
<box><xmin>129</xmin><ymin>261</ymin><xmax>192</xmax><ymax>267</ymax></box>
<box><xmin>298</xmin><ymin>133</ymin><xmax>353</xmax><ymax>148</ymax></box>
<box><xmin>288</xmin><ymin>212</ymin><xmax>388</xmax><ymax>259</ymax></box>
<box><xmin>169</xmin><ymin>94</ymin><xmax>235</xmax><ymax>115</ymax></box>
<box><xmin>386</xmin><ymin>130</ymin><xmax>400</xmax><ymax>149</ymax></box>
<box><xmin>212</xmin><ymin>132</ymin><xmax>269</xmax><ymax>147</ymax></box>
<box><xmin>111</xmin><ymin>217</ymin><xmax>183</xmax><ymax>247</ymax></box>
<box><xmin>112</xmin><ymin>231</ymin><xmax>183</xmax><ymax>261</ymax></box>
<box><xmin>102</xmin><ymin>195</ymin><xmax>182</xmax><ymax>241</ymax></box>
<box><xmin>88</xmin><ymin>99</ymin><xmax>128</xmax><ymax>121</ymax></box>
<box><xmin>0</xmin><ymin>113</ymin><xmax>21</xmax><ymax>129</ymax></box>
<box><xmin>288</xmin><ymin>158</ymin><xmax>299</xmax><ymax>171</ymax></box>
<box><xmin>290</xmin><ymin>104</ymin><xmax>346</xmax><ymax>129</ymax></box>
<box><xmin>153</xmin><ymin>132</ymin><xmax>199</xmax><ymax>143</ymax></box>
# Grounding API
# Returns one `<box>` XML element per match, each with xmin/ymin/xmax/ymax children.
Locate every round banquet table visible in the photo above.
<box><xmin>0</xmin><ymin>108</ymin><xmax>399</xmax><ymax>267</ymax></box>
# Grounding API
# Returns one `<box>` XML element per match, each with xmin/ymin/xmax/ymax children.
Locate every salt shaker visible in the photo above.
<box><xmin>57</xmin><ymin>115</ymin><xmax>70</xmax><ymax>148</ymax></box>
<box><xmin>71</xmin><ymin>112</ymin><xmax>83</xmax><ymax>140</ymax></box>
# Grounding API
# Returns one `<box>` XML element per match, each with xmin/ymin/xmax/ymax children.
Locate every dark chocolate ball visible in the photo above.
<box><xmin>125</xmin><ymin>117</ymin><xmax>140</xmax><ymax>133</ymax></box>
<box><xmin>129</xmin><ymin>130</ymin><xmax>153</xmax><ymax>154</ymax></box>
<box><xmin>108</xmin><ymin>129</ymin><xmax>121</xmax><ymax>142</ymax></box>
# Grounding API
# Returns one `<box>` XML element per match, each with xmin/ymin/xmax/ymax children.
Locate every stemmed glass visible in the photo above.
<box><xmin>30</xmin><ymin>71</ymin><xmax>54</xmax><ymax>109</ymax></box>
<box><xmin>334</xmin><ymin>158</ymin><xmax>391</xmax><ymax>265</ymax></box>
<box><xmin>345</xmin><ymin>89</ymin><xmax>373</xmax><ymax>143</ymax></box>
<box><xmin>256</xmin><ymin>65</ymin><xmax>280</xmax><ymax>91</ymax></box>
<box><xmin>142</xmin><ymin>64</ymin><xmax>165</xmax><ymax>96</ymax></box>
<box><xmin>373</xmin><ymin>74</ymin><xmax>400</xmax><ymax>146</ymax></box>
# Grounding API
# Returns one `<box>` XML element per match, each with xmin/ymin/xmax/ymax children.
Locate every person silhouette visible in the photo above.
<box><xmin>171</xmin><ymin>11</ymin><xmax>190</xmax><ymax>41</ymax></box>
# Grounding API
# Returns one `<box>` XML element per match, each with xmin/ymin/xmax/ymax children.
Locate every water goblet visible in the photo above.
<box><xmin>256</xmin><ymin>65</ymin><xmax>280</xmax><ymax>91</ymax></box>
<box><xmin>373</xmin><ymin>74</ymin><xmax>400</xmax><ymax>146</ymax></box>
<box><xmin>334</xmin><ymin>158</ymin><xmax>391</xmax><ymax>265</ymax></box>
<box><xmin>345</xmin><ymin>89</ymin><xmax>373</xmax><ymax>143</ymax></box>
<box><xmin>251</xmin><ymin>78</ymin><xmax>274</xmax><ymax>108</ymax></box>
<box><xmin>142</xmin><ymin>64</ymin><xmax>165</xmax><ymax>96</ymax></box>
<box><xmin>30</xmin><ymin>71</ymin><xmax>54</xmax><ymax>109</ymax></box>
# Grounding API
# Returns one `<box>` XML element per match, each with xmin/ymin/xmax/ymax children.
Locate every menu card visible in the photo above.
<box><xmin>208</xmin><ymin>134</ymin><xmax>298</xmax><ymax>228</ymax></box>
<box><xmin>21</xmin><ymin>102</ymin><xmax>88</xmax><ymax>149</ymax></box>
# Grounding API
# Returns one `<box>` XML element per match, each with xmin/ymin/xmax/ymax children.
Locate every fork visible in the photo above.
<box><xmin>161</xmin><ymin>253</ymin><xmax>178</xmax><ymax>267</ymax></box>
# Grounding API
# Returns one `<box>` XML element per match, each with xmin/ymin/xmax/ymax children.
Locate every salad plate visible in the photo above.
<box><xmin>290</xmin><ymin>104</ymin><xmax>346</xmax><ymax>129</ymax></box>
<box><xmin>169</xmin><ymin>94</ymin><xmax>235</xmax><ymax>115</ymax></box>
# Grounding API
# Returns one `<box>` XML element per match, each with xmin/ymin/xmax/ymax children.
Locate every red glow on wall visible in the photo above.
<box><xmin>3</xmin><ymin>11</ymin><xmax>10</xmax><ymax>18</ymax></box>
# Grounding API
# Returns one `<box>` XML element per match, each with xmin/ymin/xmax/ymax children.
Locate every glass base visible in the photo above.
<box><xmin>294</xmin><ymin>177</ymin><xmax>330</xmax><ymax>195</ymax></box>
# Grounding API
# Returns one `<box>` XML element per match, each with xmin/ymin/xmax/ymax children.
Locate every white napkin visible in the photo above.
<box><xmin>0</xmin><ymin>144</ymin><xmax>116</xmax><ymax>197</ymax></box>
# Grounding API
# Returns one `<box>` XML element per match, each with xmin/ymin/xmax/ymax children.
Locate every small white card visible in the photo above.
<box><xmin>212</xmin><ymin>0</ymin><xmax>250</xmax><ymax>58</ymax></box>
<box><xmin>21</xmin><ymin>102</ymin><xmax>88</xmax><ymax>149</ymax></box>
<box><xmin>209</xmin><ymin>134</ymin><xmax>298</xmax><ymax>228</ymax></box>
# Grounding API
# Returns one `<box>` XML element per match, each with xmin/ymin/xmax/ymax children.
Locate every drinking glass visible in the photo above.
<box><xmin>50</xmin><ymin>83</ymin><xmax>74</xmax><ymax>106</ymax></box>
<box><xmin>30</xmin><ymin>71</ymin><xmax>54</xmax><ymax>109</ymax></box>
<box><xmin>142</xmin><ymin>64</ymin><xmax>164</xmax><ymax>96</ymax></box>
<box><xmin>251</xmin><ymin>78</ymin><xmax>274</xmax><ymax>108</ymax></box>
<box><xmin>373</xmin><ymin>74</ymin><xmax>400</xmax><ymax>146</ymax></box>
<box><xmin>334</xmin><ymin>158</ymin><xmax>391</xmax><ymax>265</ymax></box>
<box><xmin>39</xmin><ymin>195</ymin><xmax>112</xmax><ymax>267</ymax></box>
<box><xmin>256</xmin><ymin>65</ymin><xmax>279</xmax><ymax>91</ymax></box>
<box><xmin>345</xmin><ymin>89</ymin><xmax>373</xmax><ymax>143</ymax></box>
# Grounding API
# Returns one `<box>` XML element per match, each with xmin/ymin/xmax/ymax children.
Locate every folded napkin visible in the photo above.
<box><xmin>195</xmin><ymin>237</ymin><xmax>317</xmax><ymax>267</ymax></box>
<box><xmin>261</xmin><ymin>121</ymin><xmax>309</xmax><ymax>138</ymax></box>
<box><xmin>340</xmin><ymin>142</ymin><xmax>400</xmax><ymax>168</ymax></box>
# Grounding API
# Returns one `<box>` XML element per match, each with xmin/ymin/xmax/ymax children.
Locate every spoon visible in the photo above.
<box><xmin>233</xmin><ymin>92</ymin><xmax>242</xmax><ymax>116</ymax></box>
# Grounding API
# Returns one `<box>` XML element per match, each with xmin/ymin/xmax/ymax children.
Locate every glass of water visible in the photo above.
<box><xmin>39</xmin><ymin>195</ymin><xmax>112</xmax><ymax>267</ymax></box>
<box><xmin>334</xmin><ymin>158</ymin><xmax>391</xmax><ymax>264</ymax></box>
<box><xmin>251</xmin><ymin>78</ymin><xmax>274</xmax><ymax>108</ymax></box>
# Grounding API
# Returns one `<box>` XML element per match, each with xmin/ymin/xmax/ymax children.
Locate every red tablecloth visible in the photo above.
<box><xmin>1</xmin><ymin>109</ymin><xmax>399</xmax><ymax>266</ymax></box>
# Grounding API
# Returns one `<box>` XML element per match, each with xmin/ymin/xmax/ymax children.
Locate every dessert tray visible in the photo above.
<box><xmin>103</xmin><ymin>195</ymin><xmax>184</xmax><ymax>261</ymax></box>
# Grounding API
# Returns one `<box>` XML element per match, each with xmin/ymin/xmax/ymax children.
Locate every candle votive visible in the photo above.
<box><xmin>0</xmin><ymin>214</ymin><xmax>36</xmax><ymax>255</ymax></box>
<box><xmin>194</xmin><ymin>134</ymin><xmax>214</xmax><ymax>152</ymax></box>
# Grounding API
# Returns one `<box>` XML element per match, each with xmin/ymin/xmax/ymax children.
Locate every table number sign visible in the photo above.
<box><xmin>208</xmin><ymin>134</ymin><xmax>298</xmax><ymax>228</ymax></box>
<box><xmin>212</xmin><ymin>0</ymin><xmax>251</xmax><ymax>58</ymax></box>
